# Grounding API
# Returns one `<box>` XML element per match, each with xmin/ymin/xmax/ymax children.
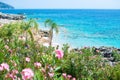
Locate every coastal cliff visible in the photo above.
<box><xmin>0</xmin><ymin>2</ymin><xmax>14</xmax><ymax>9</ymax></box>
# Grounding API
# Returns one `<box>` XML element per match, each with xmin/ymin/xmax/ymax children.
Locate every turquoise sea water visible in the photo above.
<box><xmin>1</xmin><ymin>9</ymin><xmax>120</xmax><ymax>48</ymax></box>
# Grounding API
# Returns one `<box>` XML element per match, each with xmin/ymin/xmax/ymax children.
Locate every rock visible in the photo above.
<box><xmin>109</xmin><ymin>61</ymin><xmax>115</xmax><ymax>66</ymax></box>
<box><xmin>39</xmin><ymin>30</ymin><xmax>49</xmax><ymax>37</ymax></box>
<box><xmin>115</xmin><ymin>48</ymin><xmax>120</xmax><ymax>54</ymax></box>
<box><xmin>107</xmin><ymin>57</ymin><xmax>115</xmax><ymax>62</ymax></box>
<box><xmin>0</xmin><ymin>12</ymin><xmax>26</xmax><ymax>20</ymax></box>
<box><xmin>99</xmin><ymin>48</ymin><xmax>107</xmax><ymax>52</ymax></box>
<box><xmin>117</xmin><ymin>49</ymin><xmax>120</xmax><ymax>51</ymax></box>
<box><xmin>71</xmin><ymin>46</ymin><xmax>120</xmax><ymax>66</ymax></box>
<box><xmin>95</xmin><ymin>47</ymin><xmax>115</xmax><ymax>58</ymax></box>
<box><xmin>103</xmin><ymin>52</ymin><xmax>112</xmax><ymax>58</ymax></box>
<box><xmin>40</xmin><ymin>37</ymin><xmax>49</xmax><ymax>43</ymax></box>
<box><xmin>73</xmin><ymin>48</ymin><xmax>79</xmax><ymax>51</ymax></box>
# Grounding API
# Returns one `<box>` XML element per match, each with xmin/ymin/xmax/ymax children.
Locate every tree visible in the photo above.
<box><xmin>44</xmin><ymin>19</ymin><xmax>59</xmax><ymax>46</ymax></box>
<box><xmin>20</xmin><ymin>19</ymin><xmax>38</xmax><ymax>41</ymax></box>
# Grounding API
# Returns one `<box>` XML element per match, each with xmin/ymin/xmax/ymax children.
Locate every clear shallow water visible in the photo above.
<box><xmin>1</xmin><ymin>9</ymin><xmax>120</xmax><ymax>48</ymax></box>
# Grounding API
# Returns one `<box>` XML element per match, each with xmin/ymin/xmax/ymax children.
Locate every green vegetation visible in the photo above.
<box><xmin>0</xmin><ymin>20</ymin><xmax>120</xmax><ymax>80</ymax></box>
<box><xmin>45</xmin><ymin>19</ymin><xmax>59</xmax><ymax>46</ymax></box>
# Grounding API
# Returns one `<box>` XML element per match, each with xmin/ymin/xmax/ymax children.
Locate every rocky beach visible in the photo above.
<box><xmin>72</xmin><ymin>46</ymin><xmax>120</xmax><ymax>66</ymax></box>
<box><xmin>0</xmin><ymin>12</ymin><xmax>26</xmax><ymax>20</ymax></box>
<box><xmin>0</xmin><ymin>12</ymin><xmax>26</xmax><ymax>27</ymax></box>
<box><xmin>0</xmin><ymin>11</ymin><xmax>120</xmax><ymax>80</ymax></box>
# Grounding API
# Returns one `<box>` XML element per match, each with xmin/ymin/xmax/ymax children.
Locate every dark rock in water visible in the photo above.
<box><xmin>0</xmin><ymin>12</ymin><xmax>26</xmax><ymax>20</ymax></box>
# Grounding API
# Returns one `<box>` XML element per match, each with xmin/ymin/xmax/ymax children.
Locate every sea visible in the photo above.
<box><xmin>1</xmin><ymin>9</ymin><xmax>120</xmax><ymax>48</ymax></box>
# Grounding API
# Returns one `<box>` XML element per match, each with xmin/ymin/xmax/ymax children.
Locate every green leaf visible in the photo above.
<box><xmin>55</xmin><ymin>66</ymin><xmax>61</xmax><ymax>71</ymax></box>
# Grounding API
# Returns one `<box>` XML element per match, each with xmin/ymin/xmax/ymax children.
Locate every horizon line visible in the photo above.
<box><xmin>1</xmin><ymin>8</ymin><xmax>120</xmax><ymax>10</ymax></box>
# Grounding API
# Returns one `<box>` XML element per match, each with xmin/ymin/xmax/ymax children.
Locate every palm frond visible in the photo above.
<box><xmin>52</xmin><ymin>23</ymin><xmax>59</xmax><ymax>34</ymax></box>
<box><xmin>29</xmin><ymin>19</ymin><xmax>39</xmax><ymax>30</ymax></box>
<box><xmin>44</xmin><ymin>19</ymin><xmax>53</xmax><ymax>27</ymax></box>
<box><xmin>28</xmin><ymin>29</ymin><xmax>34</xmax><ymax>41</ymax></box>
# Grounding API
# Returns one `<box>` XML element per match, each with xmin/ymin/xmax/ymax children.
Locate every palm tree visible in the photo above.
<box><xmin>44</xmin><ymin>19</ymin><xmax>59</xmax><ymax>46</ymax></box>
<box><xmin>20</xmin><ymin>19</ymin><xmax>38</xmax><ymax>41</ymax></box>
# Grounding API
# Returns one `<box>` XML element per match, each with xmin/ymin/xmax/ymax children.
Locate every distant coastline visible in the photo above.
<box><xmin>0</xmin><ymin>2</ymin><xmax>14</xmax><ymax>9</ymax></box>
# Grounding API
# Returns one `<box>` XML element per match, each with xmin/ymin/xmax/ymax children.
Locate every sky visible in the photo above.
<box><xmin>0</xmin><ymin>0</ymin><xmax>120</xmax><ymax>9</ymax></box>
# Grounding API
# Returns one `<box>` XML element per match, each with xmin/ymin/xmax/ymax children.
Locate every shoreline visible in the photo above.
<box><xmin>1</xmin><ymin>18</ymin><xmax>120</xmax><ymax>50</ymax></box>
<box><xmin>0</xmin><ymin>12</ymin><xmax>120</xmax><ymax>50</ymax></box>
<box><xmin>0</xmin><ymin>12</ymin><xmax>25</xmax><ymax>27</ymax></box>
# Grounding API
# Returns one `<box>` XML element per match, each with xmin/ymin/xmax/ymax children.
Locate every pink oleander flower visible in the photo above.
<box><xmin>34</xmin><ymin>62</ymin><xmax>41</xmax><ymax>68</ymax></box>
<box><xmin>21</xmin><ymin>68</ymin><xmax>34</xmax><ymax>80</ymax></box>
<box><xmin>72</xmin><ymin>77</ymin><xmax>76</xmax><ymax>80</ymax></box>
<box><xmin>8</xmin><ymin>49</ymin><xmax>13</xmax><ymax>53</ymax></box>
<box><xmin>62</xmin><ymin>73</ymin><xmax>67</xmax><ymax>78</ymax></box>
<box><xmin>17</xmin><ymin>77</ymin><xmax>20</xmax><ymax>80</ymax></box>
<box><xmin>25</xmin><ymin>57</ymin><xmax>30</xmax><ymax>62</ymax></box>
<box><xmin>55</xmin><ymin>50</ymin><xmax>64</xmax><ymax>59</ymax></box>
<box><xmin>80</xmin><ymin>51</ymin><xmax>83</xmax><ymax>54</ymax></box>
<box><xmin>13</xmin><ymin>62</ymin><xmax>17</xmax><ymax>67</ymax></box>
<box><xmin>96</xmin><ymin>50</ymin><xmax>100</xmax><ymax>53</ymax></box>
<box><xmin>0</xmin><ymin>66</ymin><xmax>3</xmax><ymax>71</ymax></box>
<box><xmin>48</xmin><ymin>72</ymin><xmax>54</xmax><ymax>78</ymax></box>
<box><xmin>0</xmin><ymin>63</ymin><xmax>9</xmax><ymax>71</ymax></box>
<box><xmin>12</xmin><ymin>69</ymin><xmax>19</xmax><ymax>74</ymax></box>
<box><xmin>4</xmin><ymin>45</ymin><xmax>9</xmax><ymax>50</ymax></box>
<box><xmin>5</xmin><ymin>73</ymin><xmax>17</xmax><ymax>80</ymax></box>
<box><xmin>67</xmin><ymin>75</ymin><xmax>72</xmax><ymax>79</ymax></box>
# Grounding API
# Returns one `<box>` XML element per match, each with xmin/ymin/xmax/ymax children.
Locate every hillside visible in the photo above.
<box><xmin>0</xmin><ymin>2</ymin><xmax>14</xmax><ymax>9</ymax></box>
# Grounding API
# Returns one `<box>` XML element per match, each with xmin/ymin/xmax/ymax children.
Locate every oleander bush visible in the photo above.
<box><xmin>0</xmin><ymin>20</ymin><xmax>120</xmax><ymax>80</ymax></box>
